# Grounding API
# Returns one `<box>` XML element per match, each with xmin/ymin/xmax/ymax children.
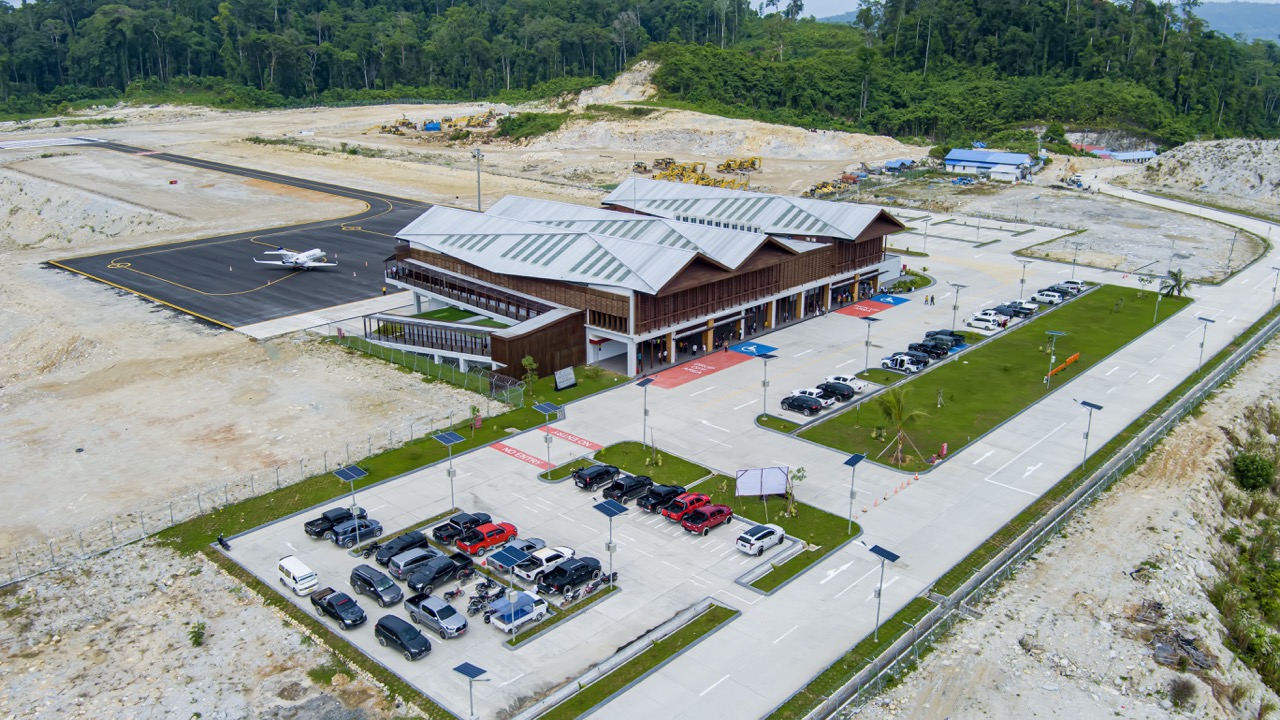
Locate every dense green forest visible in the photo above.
<box><xmin>1</xmin><ymin>0</ymin><xmax>1277</xmax><ymax>142</ymax></box>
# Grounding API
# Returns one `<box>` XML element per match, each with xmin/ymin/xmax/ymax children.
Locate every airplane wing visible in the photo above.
<box><xmin>253</xmin><ymin>258</ymin><xmax>292</xmax><ymax>266</ymax></box>
<box><xmin>261</xmin><ymin>247</ymin><xmax>291</xmax><ymax>256</ymax></box>
<box><xmin>300</xmin><ymin>261</ymin><xmax>338</xmax><ymax>267</ymax></box>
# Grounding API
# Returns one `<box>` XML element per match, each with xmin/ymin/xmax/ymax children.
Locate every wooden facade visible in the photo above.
<box><xmin>490</xmin><ymin>311</ymin><xmax>586</xmax><ymax>376</ymax></box>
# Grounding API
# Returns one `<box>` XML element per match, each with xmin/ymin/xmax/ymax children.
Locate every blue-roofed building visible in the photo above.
<box><xmin>883</xmin><ymin>159</ymin><xmax>915</xmax><ymax>172</ymax></box>
<box><xmin>944</xmin><ymin>149</ymin><xmax>1035</xmax><ymax>179</ymax></box>
<box><xmin>1110</xmin><ymin>150</ymin><xmax>1157</xmax><ymax>164</ymax></box>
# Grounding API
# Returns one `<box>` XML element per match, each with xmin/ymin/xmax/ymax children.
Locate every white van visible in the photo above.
<box><xmin>966</xmin><ymin>315</ymin><xmax>1002</xmax><ymax>331</ymax></box>
<box><xmin>1032</xmin><ymin>291</ymin><xmax>1063</xmax><ymax>305</ymax></box>
<box><xmin>278</xmin><ymin>555</ymin><xmax>319</xmax><ymax>595</ymax></box>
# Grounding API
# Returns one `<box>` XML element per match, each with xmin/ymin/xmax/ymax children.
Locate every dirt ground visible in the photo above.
<box><xmin>854</xmin><ymin>338</ymin><xmax>1280</xmax><ymax>720</ymax></box>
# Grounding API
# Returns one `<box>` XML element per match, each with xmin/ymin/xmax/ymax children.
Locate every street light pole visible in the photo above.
<box><xmin>1017</xmin><ymin>259</ymin><xmax>1032</xmax><ymax>300</ymax></box>
<box><xmin>472</xmin><ymin>148</ymin><xmax>484</xmax><ymax>212</ymax></box>
<box><xmin>1197</xmin><ymin>316</ymin><xmax>1216</xmax><ymax>370</ymax></box>
<box><xmin>1078</xmin><ymin>400</ymin><xmax>1103</xmax><ymax>471</ymax></box>
<box><xmin>1270</xmin><ymin>266</ymin><xmax>1280</xmax><ymax>307</ymax></box>
<box><xmin>759</xmin><ymin>353</ymin><xmax>776</xmax><ymax>416</ymax></box>
<box><xmin>868</xmin><ymin>545</ymin><xmax>900</xmax><ymax>642</ymax></box>
<box><xmin>1150</xmin><ymin>275</ymin><xmax>1167</xmax><ymax>324</ymax></box>
<box><xmin>636</xmin><ymin>378</ymin><xmax>654</xmax><ymax>450</ymax></box>
<box><xmin>844</xmin><ymin>454</ymin><xmax>866</xmax><ymax>534</ymax></box>
<box><xmin>862</xmin><ymin>318</ymin><xmax>880</xmax><ymax>372</ymax></box>
<box><xmin>922</xmin><ymin>218</ymin><xmax>931</xmax><ymax>254</ymax></box>
<box><xmin>948</xmin><ymin>282</ymin><xmax>968</xmax><ymax>332</ymax></box>
<box><xmin>1045</xmin><ymin>331</ymin><xmax>1066</xmax><ymax>391</ymax></box>
<box><xmin>1070</xmin><ymin>240</ymin><xmax>1084</xmax><ymax>280</ymax></box>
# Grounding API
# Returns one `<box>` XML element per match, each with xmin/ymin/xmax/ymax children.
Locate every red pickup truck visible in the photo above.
<box><xmin>662</xmin><ymin>492</ymin><xmax>710</xmax><ymax>522</ymax></box>
<box><xmin>455</xmin><ymin>522</ymin><xmax>518</xmax><ymax>556</ymax></box>
<box><xmin>681</xmin><ymin>504</ymin><xmax>733</xmax><ymax>536</ymax></box>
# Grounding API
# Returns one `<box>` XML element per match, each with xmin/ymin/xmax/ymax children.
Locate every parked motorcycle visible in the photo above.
<box><xmin>456</xmin><ymin>567</ymin><xmax>477</xmax><ymax>583</ymax></box>
<box><xmin>475</xmin><ymin>578</ymin><xmax>497</xmax><ymax>593</ymax></box>
<box><xmin>561</xmin><ymin>588</ymin><xmax>580</xmax><ymax>606</ymax></box>
<box><xmin>443</xmin><ymin>587</ymin><xmax>465</xmax><ymax>602</ymax></box>
<box><xmin>360</xmin><ymin>541</ymin><xmax>383</xmax><ymax>559</ymax></box>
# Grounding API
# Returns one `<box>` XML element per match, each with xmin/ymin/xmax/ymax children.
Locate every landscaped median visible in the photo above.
<box><xmin>800</xmin><ymin>285</ymin><xmax>1190</xmax><ymax>470</ymax></box>
<box><xmin>539</xmin><ymin>603</ymin><xmax>738</xmax><ymax>720</ymax></box>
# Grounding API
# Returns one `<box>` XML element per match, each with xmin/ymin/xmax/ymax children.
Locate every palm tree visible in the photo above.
<box><xmin>876</xmin><ymin>387</ymin><xmax>928</xmax><ymax>466</ymax></box>
<box><xmin>1162</xmin><ymin>268</ymin><xmax>1192</xmax><ymax>297</ymax></box>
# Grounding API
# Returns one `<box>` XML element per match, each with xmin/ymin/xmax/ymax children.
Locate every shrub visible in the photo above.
<box><xmin>1232</xmin><ymin>452</ymin><xmax>1275</xmax><ymax>491</ymax></box>
<box><xmin>1169</xmin><ymin>675</ymin><xmax>1197</xmax><ymax>707</ymax></box>
<box><xmin>187</xmin><ymin>620</ymin><xmax>206</xmax><ymax>647</ymax></box>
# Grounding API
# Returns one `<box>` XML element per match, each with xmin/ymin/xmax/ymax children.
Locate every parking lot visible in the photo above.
<box><xmin>230</xmin><ymin>433</ymin><xmax>791</xmax><ymax>716</ymax></box>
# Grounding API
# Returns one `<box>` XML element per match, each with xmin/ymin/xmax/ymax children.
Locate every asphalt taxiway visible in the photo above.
<box><xmin>51</xmin><ymin>141</ymin><xmax>430</xmax><ymax>328</ymax></box>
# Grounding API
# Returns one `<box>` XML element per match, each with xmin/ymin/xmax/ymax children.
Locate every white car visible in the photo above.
<box><xmin>1005</xmin><ymin>300</ymin><xmax>1038</xmax><ymax>315</ymax></box>
<box><xmin>791</xmin><ymin>388</ymin><xmax>836</xmax><ymax>408</ymax></box>
<box><xmin>966</xmin><ymin>315</ymin><xmax>1002</xmax><ymax>331</ymax></box>
<box><xmin>1060</xmin><ymin>280</ymin><xmax>1087</xmax><ymax>293</ymax></box>
<box><xmin>512</xmin><ymin>546</ymin><xmax>576</xmax><ymax>583</ymax></box>
<box><xmin>1032</xmin><ymin>291</ymin><xmax>1063</xmax><ymax>305</ymax></box>
<box><xmin>881</xmin><ymin>355</ymin><xmax>923</xmax><ymax>374</ymax></box>
<box><xmin>971</xmin><ymin>309</ymin><xmax>1004</xmax><ymax>323</ymax></box>
<box><xmin>825</xmin><ymin>375</ymin><xmax>867</xmax><ymax>393</ymax></box>
<box><xmin>736</xmin><ymin>523</ymin><xmax>785</xmax><ymax>556</ymax></box>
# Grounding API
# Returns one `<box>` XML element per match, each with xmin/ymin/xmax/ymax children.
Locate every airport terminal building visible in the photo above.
<box><xmin>376</xmin><ymin>177</ymin><xmax>906</xmax><ymax>378</ymax></box>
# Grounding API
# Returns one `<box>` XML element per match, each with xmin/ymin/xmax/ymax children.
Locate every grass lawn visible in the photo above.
<box><xmin>696</xmin><ymin>475</ymin><xmax>857</xmax><ymax>591</ymax></box>
<box><xmin>546</xmin><ymin>457</ymin><xmax>595</xmax><ymax>481</ymax></box>
<box><xmin>541</xmin><ymin>604</ymin><xmax>738</xmax><ymax>719</ymax></box>
<box><xmin>757</xmin><ymin>414</ymin><xmax>803</xmax><ymax>433</ymax></box>
<box><xmin>596</xmin><ymin>441</ymin><xmax>713</xmax><ymax>487</ymax></box>
<box><xmin>469</xmin><ymin>318</ymin><xmax>510</xmax><ymax>328</ymax></box>
<box><xmin>856</xmin><ymin>369</ymin><xmax>903</xmax><ymax>386</ymax></box>
<box><xmin>413</xmin><ymin>307</ymin><xmax>479</xmax><ymax>321</ymax></box>
<box><xmin>524</xmin><ymin>367</ymin><xmax>627</xmax><ymax>406</ymax></box>
<box><xmin>801</xmin><ymin>285</ymin><xmax>1190</xmax><ymax>470</ymax></box>
<box><xmin>766</xmin><ymin>597</ymin><xmax>935</xmax><ymax>720</ymax></box>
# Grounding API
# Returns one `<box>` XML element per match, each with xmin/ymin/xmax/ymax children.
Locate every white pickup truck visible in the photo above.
<box><xmin>486</xmin><ymin>591</ymin><xmax>548</xmax><ymax>634</ymax></box>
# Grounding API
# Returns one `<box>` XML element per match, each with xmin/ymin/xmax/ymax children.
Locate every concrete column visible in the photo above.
<box><xmin>795</xmin><ymin>291</ymin><xmax>805</xmax><ymax>320</ymax></box>
<box><xmin>459</xmin><ymin>358</ymin><xmax>469</xmax><ymax>372</ymax></box>
<box><xmin>666</xmin><ymin>332</ymin><xmax>675</xmax><ymax>364</ymax></box>
<box><xmin>736</xmin><ymin>318</ymin><xmax>745</xmax><ymax>342</ymax></box>
<box><xmin>767</xmin><ymin>300</ymin><xmax>776</xmax><ymax>329</ymax></box>
<box><xmin>434</xmin><ymin>353</ymin><xmax>442</xmax><ymax>364</ymax></box>
<box><xmin>413</xmin><ymin>294</ymin><xmax>423</xmax><ymax>314</ymax></box>
<box><xmin>705</xmin><ymin>319</ymin><xmax>715</xmax><ymax>351</ymax></box>
<box><xmin>822</xmin><ymin>283</ymin><xmax>832</xmax><ymax>310</ymax></box>
<box><xmin>626</xmin><ymin>339</ymin><xmax>639</xmax><ymax>378</ymax></box>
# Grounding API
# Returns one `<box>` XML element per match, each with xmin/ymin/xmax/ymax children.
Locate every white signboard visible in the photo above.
<box><xmin>735</xmin><ymin>466</ymin><xmax>789</xmax><ymax>497</ymax></box>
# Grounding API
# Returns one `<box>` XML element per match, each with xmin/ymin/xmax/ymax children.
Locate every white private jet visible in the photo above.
<box><xmin>253</xmin><ymin>247</ymin><xmax>337</xmax><ymax>269</ymax></box>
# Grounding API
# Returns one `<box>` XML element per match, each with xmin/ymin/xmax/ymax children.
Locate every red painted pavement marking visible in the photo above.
<box><xmin>835</xmin><ymin>300</ymin><xmax>894</xmax><ymax>318</ymax></box>
<box><xmin>540</xmin><ymin>427</ymin><xmax>603</xmax><ymax>451</ymax></box>
<box><xmin>649</xmin><ymin>351</ymin><xmax>754</xmax><ymax>389</ymax></box>
<box><xmin>490</xmin><ymin>442</ymin><xmax>551</xmax><ymax>470</ymax></box>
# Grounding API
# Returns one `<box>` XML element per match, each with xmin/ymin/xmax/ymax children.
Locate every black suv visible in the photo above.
<box><xmin>997</xmin><ymin>303</ymin><xmax>1034</xmax><ymax>318</ymax></box>
<box><xmin>907</xmin><ymin>342</ymin><xmax>949</xmax><ymax>359</ymax></box>
<box><xmin>537</xmin><ymin>557</ymin><xmax>603</xmax><ymax>595</ymax></box>
<box><xmin>350</xmin><ymin>564</ymin><xmax>403</xmax><ymax>607</ymax></box>
<box><xmin>374</xmin><ymin>615</ymin><xmax>432</xmax><ymax>661</ymax></box>
<box><xmin>374</xmin><ymin>531</ymin><xmax>431</xmax><ymax>567</ymax></box>
<box><xmin>815</xmin><ymin>382</ymin><xmax>855</xmax><ymax>401</ymax></box>
<box><xmin>924</xmin><ymin>329</ymin><xmax>967</xmax><ymax>345</ymax></box>
<box><xmin>573</xmin><ymin>465</ymin><xmax>621</xmax><ymax>491</ymax></box>
<box><xmin>781</xmin><ymin>395</ymin><xmax>823</xmax><ymax>416</ymax></box>
<box><xmin>603</xmin><ymin>475</ymin><xmax>654</xmax><ymax>503</ymax></box>
<box><xmin>431</xmin><ymin>512</ymin><xmax>492</xmax><ymax>544</ymax></box>
<box><xmin>637</xmin><ymin>484</ymin><xmax>686</xmax><ymax>513</ymax></box>
<box><xmin>304</xmin><ymin>506</ymin><xmax>367</xmax><ymax>539</ymax></box>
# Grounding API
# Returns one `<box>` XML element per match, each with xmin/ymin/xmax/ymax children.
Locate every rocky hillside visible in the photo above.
<box><xmin>1140</xmin><ymin>139</ymin><xmax>1280</xmax><ymax>205</ymax></box>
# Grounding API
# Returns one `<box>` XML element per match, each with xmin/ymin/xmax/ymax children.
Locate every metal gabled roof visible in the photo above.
<box><xmin>396</xmin><ymin>206</ymin><xmax>698</xmax><ymax>294</ymax></box>
<box><xmin>943</xmin><ymin>149</ymin><xmax>1033</xmax><ymax>166</ymax></box>
<box><xmin>601</xmin><ymin>178</ymin><xmax>887</xmax><ymax>242</ymax></box>
<box><xmin>485</xmin><ymin>195</ymin><xmax>774</xmax><ymax>270</ymax></box>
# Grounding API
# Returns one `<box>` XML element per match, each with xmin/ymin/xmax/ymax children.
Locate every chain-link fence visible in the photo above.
<box><xmin>810</xmin><ymin>309</ymin><xmax>1280</xmax><ymax>720</ymax></box>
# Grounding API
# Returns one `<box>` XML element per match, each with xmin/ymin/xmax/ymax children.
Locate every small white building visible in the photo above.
<box><xmin>988</xmin><ymin>164</ymin><xmax>1022</xmax><ymax>183</ymax></box>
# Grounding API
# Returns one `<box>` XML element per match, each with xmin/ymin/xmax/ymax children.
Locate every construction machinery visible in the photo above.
<box><xmin>716</xmin><ymin>156</ymin><xmax>763</xmax><ymax>173</ymax></box>
<box><xmin>653</xmin><ymin>157</ymin><xmax>677</xmax><ymax>171</ymax></box>
<box><xmin>633</xmin><ymin>161</ymin><xmax>650</xmax><ymax>173</ymax></box>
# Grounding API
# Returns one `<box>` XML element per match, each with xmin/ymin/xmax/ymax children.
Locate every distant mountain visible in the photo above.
<box><xmin>819</xmin><ymin>11</ymin><xmax>858</xmax><ymax>24</ymax></box>
<box><xmin>1195</xmin><ymin>2</ymin><xmax>1280</xmax><ymax>43</ymax></box>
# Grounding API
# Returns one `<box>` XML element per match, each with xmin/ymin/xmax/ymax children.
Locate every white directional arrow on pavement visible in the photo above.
<box><xmin>1023</xmin><ymin>463</ymin><xmax>1043</xmax><ymax>478</ymax></box>
<box><xmin>819</xmin><ymin>561</ymin><xmax>853</xmax><ymax>585</ymax></box>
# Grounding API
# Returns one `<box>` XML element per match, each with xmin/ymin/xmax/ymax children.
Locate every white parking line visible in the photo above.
<box><xmin>1129</xmin><ymin>370</ymin><xmax>1141</xmax><ymax>378</ymax></box>
<box><xmin>286</xmin><ymin>542</ymin><xmax>297</xmax><ymax>552</ymax></box>
<box><xmin>511</xmin><ymin>492</ymin><xmax>528</xmax><ymax>500</ymax></box>
<box><xmin>971</xmin><ymin>450</ymin><xmax>993</xmax><ymax>465</ymax></box>
<box><xmin>721</xmin><ymin>547</ymin><xmax>738</xmax><ymax>557</ymax></box>
<box><xmin>773</xmin><ymin>625</ymin><xmax>799</xmax><ymax>644</ymax></box>
<box><xmin>716</xmin><ymin>588</ymin><xmax>761</xmax><ymax>606</ymax></box>
<box><xmin>700</xmin><ymin>420</ymin><xmax>730</xmax><ymax>432</ymax></box>
<box><xmin>368</xmin><ymin>505</ymin><xmax>386</xmax><ymax>512</ymax></box>
<box><xmin>865</xmin><ymin>575</ymin><xmax>899</xmax><ymax>602</ymax></box>
<box><xmin>1106</xmin><ymin>366</ymin><xmax>1119</xmax><ymax>376</ymax></box>
<box><xmin>1106</xmin><ymin>387</ymin><xmax>1117</xmax><ymax>394</ymax></box>
<box><xmin>687</xmin><ymin>577</ymin><xmax>708</xmax><ymax>587</ymax></box>
<box><xmin>662</xmin><ymin>560</ymin><xmax>682</xmax><ymax>571</ymax></box>
<box><xmin>983</xmin><ymin>422</ymin><xmax>1066</xmax><ymax>481</ymax></box>
<box><xmin>834</xmin><ymin>567</ymin><xmax>880</xmax><ymax>598</ymax></box>
<box><xmin>1022</xmin><ymin>463</ymin><xmax>1042</xmax><ymax>478</ymax></box>
<box><xmin>984</xmin><ymin>478</ymin><xmax>1038</xmax><ymax>496</ymax></box>
<box><xmin>733</xmin><ymin>399</ymin><xmax>758</xmax><ymax>410</ymax></box>
<box><xmin>700</xmin><ymin>674</ymin><xmax>731</xmax><ymax>696</ymax></box>
<box><xmin>1148</xmin><ymin>374</ymin><xmax>1161</xmax><ymax>384</ymax></box>
<box><xmin>794</xmin><ymin>349</ymin><xmax>814</xmax><ymax>357</ymax></box>
<box><xmin>628</xmin><ymin>546</ymin><xmax>653</xmax><ymax>557</ymax></box>
<box><xmin>690</xmin><ymin>386</ymin><xmax>717</xmax><ymax>397</ymax></box>
<box><xmin>500</xmin><ymin>673</ymin><xmax>525</xmax><ymax>686</ymax></box>
<box><xmin>524</xmin><ymin>504</ymin><xmax>541</xmax><ymax>513</ymax></box>
<box><xmin>618</xmin><ymin>533</ymin><xmax>638</xmax><ymax>543</ymax></box>
<box><xmin>837</xmin><ymin>358</ymin><xmax>857</xmax><ymax>368</ymax></box>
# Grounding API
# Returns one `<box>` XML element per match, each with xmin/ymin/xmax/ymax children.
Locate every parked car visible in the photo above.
<box><xmin>924</xmin><ymin>329</ymin><xmax>967</xmax><ymax>344</ymax></box>
<box><xmin>488</xmin><ymin>591</ymin><xmax>549</xmax><ymax>634</ymax></box>
<box><xmin>736</xmin><ymin>523</ymin><xmax>786</xmax><ymax>556</ymax></box>
<box><xmin>907</xmin><ymin>342</ymin><xmax>948</xmax><ymax>359</ymax></box>
<box><xmin>374</xmin><ymin>614</ymin><xmax>432</xmax><ymax>661</ymax></box>
<box><xmin>431</xmin><ymin>512</ymin><xmax>492</xmax><ymax>544</ymax></box>
<box><xmin>815</xmin><ymin>382</ymin><xmax>856</xmax><ymax>401</ymax></box>
<box><xmin>330</xmin><ymin>518</ymin><xmax>383</xmax><ymax>549</ymax></box>
<box><xmin>349</xmin><ymin>564</ymin><xmax>403</xmax><ymax>607</ymax></box>
<box><xmin>374</xmin><ymin>531</ymin><xmax>431</xmax><ymax>567</ymax></box>
<box><xmin>1060</xmin><ymin>280</ymin><xmax>1087</xmax><ymax>293</ymax></box>
<box><xmin>406</xmin><ymin>552</ymin><xmax>474</xmax><ymax>594</ymax></box>
<box><xmin>890</xmin><ymin>350</ymin><xmax>932</xmax><ymax>368</ymax></box>
<box><xmin>881</xmin><ymin>355</ymin><xmax>923</xmax><ymax>374</ymax></box>
<box><xmin>681</xmin><ymin>504</ymin><xmax>734</xmax><ymax>536</ymax></box>
<box><xmin>603</xmin><ymin>475</ymin><xmax>654</xmax><ymax>503</ymax></box>
<box><xmin>662</xmin><ymin>492</ymin><xmax>711</xmax><ymax>522</ymax></box>
<box><xmin>456</xmin><ymin>522</ymin><xmax>518</xmax><ymax>556</ymax></box>
<box><xmin>997</xmin><ymin>302</ymin><xmax>1034</xmax><ymax>318</ymax></box>
<box><xmin>988</xmin><ymin>305</ymin><xmax>1020</xmax><ymax>318</ymax></box>
<box><xmin>637</xmin><ymin>484</ymin><xmax>687</xmax><ymax>513</ymax></box>
<box><xmin>791</xmin><ymin>388</ymin><xmax>836</xmax><ymax>408</ymax></box>
<box><xmin>278</xmin><ymin>555</ymin><xmax>319</xmax><ymax>595</ymax></box>
<box><xmin>1032</xmin><ymin>290</ymin><xmax>1063</xmax><ymax>305</ymax></box>
<box><xmin>387</xmin><ymin>547</ymin><xmax>443</xmax><ymax>581</ymax></box>
<box><xmin>1048</xmin><ymin>282</ymin><xmax>1081</xmax><ymax>296</ymax></box>
<box><xmin>405</xmin><ymin>593</ymin><xmax>468</xmax><ymax>639</ymax></box>
<box><xmin>536</xmin><ymin>557</ymin><xmax>602</xmax><ymax>595</ymax></box>
<box><xmin>971</xmin><ymin>309</ymin><xmax>1005</xmax><ymax>323</ymax></box>
<box><xmin>573</xmin><ymin>464</ymin><xmax>621</xmax><ymax>491</ymax></box>
<box><xmin>514</xmin><ymin>546</ymin><xmax>576</xmax><ymax>583</ymax></box>
<box><xmin>1005</xmin><ymin>300</ymin><xmax>1039</xmax><ymax>316</ymax></box>
<box><xmin>490</xmin><ymin>538</ymin><xmax>546</xmax><ymax>573</ymax></box>
<box><xmin>966</xmin><ymin>315</ymin><xmax>1002</xmax><ymax>331</ymax></box>
<box><xmin>781</xmin><ymin>394</ymin><xmax>825</xmax><ymax>416</ymax></box>
<box><xmin>311</xmin><ymin>587</ymin><xmax>366</xmax><ymax>629</ymax></box>
<box><xmin>824</xmin><ymin>375</ymin><xmax>867</xmax><ymax>393</ymax></box>
<box><xmin>304</xmin><ymin>506</ymin><xmax>367</xmax><ymax>540</ymax></box>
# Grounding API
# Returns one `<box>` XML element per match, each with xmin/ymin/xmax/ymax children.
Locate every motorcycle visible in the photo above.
<box><xmin>215</xmin><ymin>534</ymin><xmax>231</xmax><ymax>551</ymax></box>
<box><xmin>361</xmin><ymin>541</ymin><xmax>383</xmax><ymax>559</ymax></box>
<box><xmin>475</xmin><ymin>578</ymin><xmax>497</xmax><ymax>593</ymax></box>
<box><xmin>443</xmin><ymin>587</ymin><xmax>465</xmax><ymax>602</ymax></box>
<box><xmin>583</xmin><ymin>579</ymin><xmax>601</xmax><ymax>595</ymax></box>
<box><xmin>456</xmin><ymin>567</ymin><xmax>477</xmax><ymax>584</ymax></box>
<box><xmin>561</xmin><ymin>588</ymin><xmax>580</xmax><ymax>607</ymax></box>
